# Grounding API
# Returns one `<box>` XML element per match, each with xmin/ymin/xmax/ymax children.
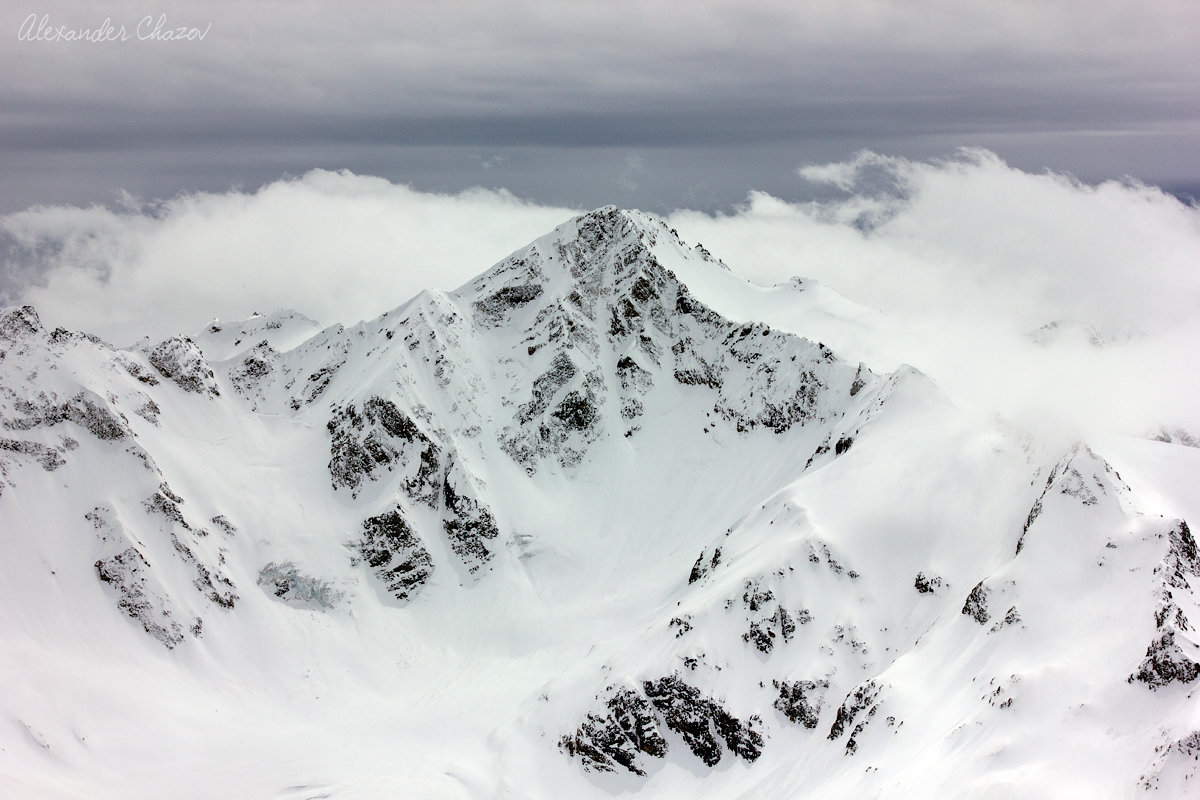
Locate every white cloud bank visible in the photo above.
<box><xmin>0</xmin><ymin>172</ymin><xmax>580</xmax><ymax>344</ymax></box>
<box><xmin>671</xmin><ymin>150</ymin><xmax>1200</xmax><ymax>438</ymax></box>
<box><xmin>678</xmin><ymin>149</ymin><xmax>1200</xmax><ymax>335</ymax></box>
<box><xmin>3</xmin><ymin>150</ymin><xmax>1198</xmax><ymax>438</ymax></box>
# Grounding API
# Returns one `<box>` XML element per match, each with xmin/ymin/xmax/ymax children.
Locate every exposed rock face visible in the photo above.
<box><xmin>146</xmin><ymin>336</ymin><xmax>221</xmax><ymax>397</ymax></box>
<box><xmin>133</xmin><ymin>396</ymin><xmax>161</xmax><ymax>424</ymax></box>
<box><xmin>472</xmin><ymin>282</ymin><xmax>545</xmax><ymax>327</ymax></box>
<box><xmin>355</xmin><ymin>509</ymin><xmax>434</xmax><ymax>602</ymax></box>
<box><xmin>561</xmin><ymin>674</ymin><xmax>762</xmax><ymax>775</ymax></box>
<box><xmin>210</xmin><ymin>515</ymin><xmax>236</xmax><ymax>535</ymax></box>
<box><xmin>327</xmin><ymin>397</ymin><xmax>442</xmax><ymax>502</ymax></box>
<box><xmin>229</xmin><ymin>341</ymin><xmax>278</xmax><ymax>404</ymax></box>
<box><xmin>807</xmin><ymin>539</ymin><xmax>858</xmax><ymax>578</ymax></box>
<box><xmin>558</xmin><ymin>688</ymin><xmax>667</xmax><ymax>776</ymax></box>
<box><xmin>740</xmin><ymin>578</ymin><xmax>798</xmax><ymax>654</ymax></box>
<box><xmin>914</xmin><ymin>571</ymin><xmax>944</xmax><ymax>594</ymax></box>
<box><xmin>143</xmin><ymin>486</ymin><xmax>238</xmax><ymax>609</ymax></box>
<box><xmin>1131</xmin><ymin>630</ymin><xmax>1200</xmax><ymax>689</ymax></box>
<box><xmin>87</xmin><ymin>506</ymin><xmax>192</xmax><ymax>649</ymax></box>
<box><xmin>441</xmin><ymin>454</ymin><xmax>501</xmax><ymax>573</ymax></box>
<box><xmin>828</xmin><ymin>680</ymin><xmax>883</xmax><ymax>755</ymax></box>
<box><xmin>5</xmin><ymin>391</ymin><xmax>129</xmax><ymax>441</ymax></box>
<box><xmin>117</xmin><ymin>354</ymin><xmax>161</xmax><ymax>386</ymax></box>
<box><xmin>710</xmin><ymin>325</ymin><xmax>834</xmax><ymax>434</ymax></box>
<box><xmin>1140</xmin><ymin>730</ymin><xmax>1200</xmax><ymax>792</ymax></box>
<box><xmin>990</xmin><ymin>605</ymin><xmax>1022</xmax><ymax>633</ymax></box>
<box><xmin>0</xmin><ymin>437</ymin><xmax>67</xmax><ymax>472</ymax></box>
<box><xmin>490</xmin><ymin>206</ymin><xmax>872</xmax><ymax>473</ymax></box>
<box><xmin>501</xmin><ymin>350</ymin><xmax>604</xmax><ymax>471</ymax></box>
<box><xmin>774</xmin><ymin>679</ymin><xmax>829</xmax><ymax>728</ymax></box>
<box><xmin>643</xmin><ymin>675</ymin><xmax>763</xmax><ymax>766</ymax></box>
<box><xmin>94</xmin><ymin>547</ymin><xmax>188</xmax><ymax>648</ymax></box>
<box><xmin>962</xmin><ymin>581</ymin><xmax>991</xmax><ymax>625</ymax></box>
<box><xmin>688</xmin><ymin>546</ymin><xmax>722</xmax><ymax>584</ymax></box>
<box><xmin>297</xmin><ymin>355</ymin><xmax>346</xmax><ymax>407</ymax></box>
<box><xmin>1017</xmin><ymin>443</ymin><xmax>1127</xmax><ymax>555</ymax></box>
<box><xmin>0</xmin><ymin>305</ymin><xmax>43</xmax><ymax>344</ymax></box>
<box><xmin>1131</xmin><ymin>520</ymin><xmax>1200</xmax><ymax>689</ymax></box>
<box><xmin>1165</xmin><ymin>521</ymin><xmax>1200</xmax><ymax>579</ymax></box>
<box><xmin>1153</xmin><ymin>427</ymin><xmax>1200</xmax><ymax>448</ymax></box>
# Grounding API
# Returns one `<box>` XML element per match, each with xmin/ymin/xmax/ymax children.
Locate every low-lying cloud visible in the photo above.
<box><xmin>671</xmin><ymin>149</ymin><xmax>1200</xmax><ymax>438</ymax></box>
<box><xmin>676</xmin><ymin>149</ymin><xmax>1200</xmax><ymax>334</ymax></box>
<box><xmin>3</xmin><ymin>150</ymin><xmax>1197</xmax><ymax>439</ymax></box>
<box><xmin>0</xmin><ymin>172</ymin><xmax>579</xmax><ymax>344</ymax></box>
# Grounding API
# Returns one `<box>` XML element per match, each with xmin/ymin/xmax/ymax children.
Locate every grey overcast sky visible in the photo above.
<box><xmin>3</xmin><ymin>0</ymin><xmax>1198</xmax><ymax>213</ymax></box>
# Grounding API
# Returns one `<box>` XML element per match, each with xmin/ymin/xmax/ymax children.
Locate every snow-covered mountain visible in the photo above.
<box><xmin>2</xmin><ymin>207</ymin><xmax>1198</xmax><ymax>799</ymax></box>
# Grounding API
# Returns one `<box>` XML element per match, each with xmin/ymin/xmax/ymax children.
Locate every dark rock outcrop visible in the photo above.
<box><xmin>147</xmin><ymin>336</ymin><xmax>221</xmax><ymax>397</ymax></box>
<box><xmin>441</xmin><ymin>455</ymin><xmax>501</xmax><ymax>573</ymax></box>
<box><xmin>143</xmin><ymin>487</ymin><xmax>238</xmax><ymax>609</ymax></box>
<box><xmin>642</xmin><ymin>674</ymin><xmax>763</xmax><ymax>766</ymax></box>
<box><xmin>0</xmin><ymin>438</ymin><xmax>67</xmax><ymax>471</ymax></box>
<box><xmin>914</xmin><ymin>571</ymin><xmax>944</xmax><ymax>594</ymax></box>
<box><xmin>355</xmin><ymin>509</ymin><xmax>434</xmax><ymax>602</ymax></box>
<box><xmin>229</xmin><ymin>341</ymin><xmax>277</xmax><ymax>400</ymax></box>
<box><xmin>0</xmin><ymin>305</ymin><xmax>43</xmax><ymax>343</ymax></box>
<box><xmin>327</xmin><ymin>397</ymin><xmax>442</xmax><ymax>502</ymax></box>
<box><xmin>1130</xmin><ymin>631</ymin><xmax>1200</xmax><ymax>689</ymax></box>
<box><xmin>94</xmin><ymin>547</ymin><xmax>187</xmax><ymax>648</ymax></box>
<box><xmin>561</xmin><ymin>674</ymin><xmax>762</xmax><ymax>776</ymax></box>
<box><xmin>1017</xmin><ymin>444</ymin><xmax>1126</xmax><ymax>554</ymax></box>
<box><xmin>828</xmin><ymin>680</ymin><xmax>882</xmax><ymax>755</ymax></box>
<box><xmin>1131</xmin><ymin>521</ymin><xmax>1200</xmax><ymax>689</ymax></box>
<box><xmin>87</xmin><ymin>506</ymin><xmax>193</xmax><ymax>648</ymax></box>
<box><xmin>774</xmin><ymin>679</ymin><xmax>829</xmax><ymax>728</ymax></box>
<box><xmin>6</xmin><ymin>392</ymin><xmax>129</xmax><ymax>441</ymax></box>
<box><xmin>962</xmin><ymin>581</ymin><xmax>990</xmax><ymax>625</ymax></box>
<box><xmin>740</xmin><ymin>579</ymin><xmax>798</xmax><ymax>654</ymax></box>
<box><xmin>558</xmin><ymin>688</ymin><xmax>667</xmax><ymax>776</ymax></box>
<box><xmin>473</xmin><ymin>283</ymin><xmax>545</xmax><ymax>326</ymax></box>
<box><xmin>688</xmin><ymin>547</ymin><xmax>722</xmax><ymax>584</ymax></box>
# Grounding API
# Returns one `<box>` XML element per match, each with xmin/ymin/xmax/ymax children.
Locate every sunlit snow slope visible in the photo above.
<box><xmin>1</xmin><ymin>207</ymin><xmax>1198</xmax><ymax>799</ymax></box>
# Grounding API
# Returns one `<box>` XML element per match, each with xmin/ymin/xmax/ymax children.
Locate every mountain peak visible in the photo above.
<box><xmin>0</xmin><ymin>304</ymin><xmax>44</xmax><ymax>343</ymax></box>
<box><xmin>192</xmin><ymin>308</ymin><xmax>323</xmax><ymax>361</ymax></box>
<box><xmin>5</xmin><ymin>208</ymin><xmax>1197</xmax><ymax>799</ymax></box>
<box><xmin>454</xmin><ymin>206</ymin><xmax>721</xmax><ymax>333</ymax></box>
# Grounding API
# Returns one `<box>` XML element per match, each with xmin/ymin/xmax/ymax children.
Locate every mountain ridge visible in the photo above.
<box><xmin>1</xmin><ymin>207</ymin><xmax>1198</xmax><ymax>798</ymax></box>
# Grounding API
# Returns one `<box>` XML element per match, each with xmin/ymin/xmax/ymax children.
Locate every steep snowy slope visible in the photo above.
<box><xmin>1</xmin><ymin>208</ymin><xmax>1196</xmax><ymax>799</ymax></box>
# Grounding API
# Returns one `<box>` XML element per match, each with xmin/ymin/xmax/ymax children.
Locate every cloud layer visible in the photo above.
<box><xmin>3</xmin><ymin>150</ymin><xmax>1198</xmax><ymax>438</ymax></box>
<box><xmin>1</xmin><ymin>173</ymin><xmax>578</xmax><ymax>344</ymax></box>
<box><xmin>676</xmin><ymin>149</ymin><xmax>1200</xmax><ymax>334</ymax></box>
<box><xmin>670</xmin><ymin>150</ymin><xmax>1200</xmax><ymax>437</ymax></box>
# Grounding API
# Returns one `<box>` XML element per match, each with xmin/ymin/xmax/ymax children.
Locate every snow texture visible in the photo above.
<box><xmin>1</xmin><ymin>207</ymin><xmax>1197</xmax><ymax>799</ymax></box>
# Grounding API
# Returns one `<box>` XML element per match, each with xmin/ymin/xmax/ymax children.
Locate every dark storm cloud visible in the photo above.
<box><xmin>1</xmin><ymin>0</ymin><xmax>1198</xmax><ymax>213</ymax></box>
<box><xmin>2</xmin><ymin>1</ymin><xmax>1198</xmax><ymax>450</ymax></box>
<box><xmin>5</xmin><ymin>90</ymin><xmax>1195</xmax><ymax>153</ymax></box>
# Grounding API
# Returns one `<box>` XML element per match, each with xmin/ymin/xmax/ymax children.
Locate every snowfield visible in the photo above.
<box><xmin>2</xmin><ymin>207</ymin><xmax>1197</xmax><ymax>799</ymax></box>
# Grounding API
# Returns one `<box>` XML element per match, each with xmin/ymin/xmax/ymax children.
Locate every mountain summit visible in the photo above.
<box><xmin>1</xmin><ymin>208</ymin><xmax>1198</xmax><ymax>799</ymax></box>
